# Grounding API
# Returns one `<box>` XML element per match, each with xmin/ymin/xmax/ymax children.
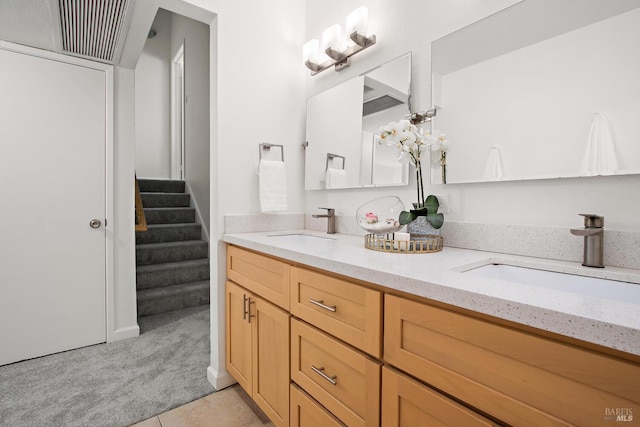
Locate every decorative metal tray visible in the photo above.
<box><xmin>364</xmin><ymin>234</ymin><xmax>443</xmax><ymax>254</ymax></box>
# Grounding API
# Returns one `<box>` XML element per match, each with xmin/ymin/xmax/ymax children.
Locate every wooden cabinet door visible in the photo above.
<box><xmin>225</xmin><ymin>281</ymin><xmax>252</xmax><ymax>393</ymax></box>
<box><xmin>252</xmin><ymin>294</ymin><xmax>290</xmax><ymax>427</ymax></box>
<box><xmin>382</xmin><ymin>367</ymin><xmax>498</xmax><ymax>427</ymax></box>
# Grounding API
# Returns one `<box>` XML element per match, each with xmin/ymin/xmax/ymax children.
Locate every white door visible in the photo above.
<box><xmin>0</xmin><ymin>47</ymin><xmax>107</xmax><ymax>365</ymax></box>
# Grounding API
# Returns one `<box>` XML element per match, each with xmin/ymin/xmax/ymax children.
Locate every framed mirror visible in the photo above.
<box><xmin>305</xmin><ymin>53</ymin><xmax>412</xmax><ymax>190</ymax></box>
<box><xmin>430</xmin><ymin>0</ymin><xmax>640</xmax><ymax>184</ymax></box>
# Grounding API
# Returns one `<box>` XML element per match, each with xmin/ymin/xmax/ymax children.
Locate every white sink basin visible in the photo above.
<box><xmin>463</xmin><ymin>263</ymin><xmax>640</xmax><ymax>304</ymax></box>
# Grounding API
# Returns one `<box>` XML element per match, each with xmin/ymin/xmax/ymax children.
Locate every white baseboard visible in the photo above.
<box><xmin>207</xmin><ymin>365</ymin><xmax>237</xmax><ymax>391</ymax></box>
<box><xmin>108</xmin><ymin>324</ymin><xmax>140</xmax><ymax>342</ymax></box>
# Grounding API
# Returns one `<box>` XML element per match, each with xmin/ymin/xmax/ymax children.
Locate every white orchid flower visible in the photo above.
<box><xmin>438</xmin><ymin>134</ymin><xmax>449</xmax><ymax>152</ymax></box>
<box><xmin>397</xmin><ymin>151</ymin><xmax>411</xmax><ymax>164</ymax></box>
<box><xmin>401</xmin><ymin>129</ymin><xmax>416</xmax><ymax>144</ymax></box>
<box><xmin>380</xmin><ymin>121</ymin><xmax>403</xmax><ymax>144</ymax></box>
<box><xmin>380</xmin><ymin>119</ymin><xmax>448</xmax><ymax>168</ymax></box>
<box><xmin>397</xmin><ymin>119</ymin><xmax>412</xmax><ymax>130</ymax></box>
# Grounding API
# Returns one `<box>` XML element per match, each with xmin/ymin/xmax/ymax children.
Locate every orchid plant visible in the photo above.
<box><xmin>378</xmin><ymin>119</ymin><xmax>448</xmax><ymax>228</ymax></box>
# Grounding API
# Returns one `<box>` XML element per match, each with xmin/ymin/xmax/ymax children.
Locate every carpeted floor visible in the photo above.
<box><xmin>0</xmin><ymin>305</ymin><xmax>213</xmax><ymax>427</ymax></box>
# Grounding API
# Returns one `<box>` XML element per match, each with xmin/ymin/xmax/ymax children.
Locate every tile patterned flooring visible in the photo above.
<box><xmin>131</xmin><ymin>385</ymin><xmax>275</xmax><ymax>427</ymax></box>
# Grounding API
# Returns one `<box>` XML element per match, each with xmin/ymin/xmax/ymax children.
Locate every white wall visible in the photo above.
<box><xmin>134</xmin><ymin>9</ymin><xmax>172</xmax><ymax>178</ymax></box>
<box><xmin>303</xmin><ymin>0</ymin><xmax>640</xmax><ymax>233</ymax></box>
<box><xmin>112</xmin><ymin>66</ymin><xmax>140</xmax><ymax>341</ymax></box>
<box><xmin>212</xmin><ymin>3</ymin><xmax>306</xmax><ymax>216</ymax></box>
<box><xmin>171</xmin><ymin>12</ymin><xmax>211</xmax><ymax>238</ymax></box>
<box><xmin>205</xmin><ymin>0</ymin><xmax>307</xmax><ymax>390</ymax></box>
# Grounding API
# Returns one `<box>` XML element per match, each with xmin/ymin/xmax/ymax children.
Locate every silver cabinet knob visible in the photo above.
<box><xmin>89</xmin><ymin>219</ymin><xmax>102</xmax><ymax>229</ymax></box>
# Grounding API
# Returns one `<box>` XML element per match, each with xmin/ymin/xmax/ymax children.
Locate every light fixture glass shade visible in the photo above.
<box><xmin>346</xmin><ymin>6</ymin><xmax>368</xmax><ymax>35</ymax></box>
<box><xmin>303</xmin><ymin>39</ymin><xmax>320</xmax><ymax>64</ymax></box>
<box><xmin>322</xmin><ymin>24</ymin><xmax>343</xmax><ymax>52</ymax></box>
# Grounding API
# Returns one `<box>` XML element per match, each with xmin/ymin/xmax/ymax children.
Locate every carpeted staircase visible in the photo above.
<box><xmin>136</xmin><ymin>179</ymin><xmax>210</xmax><ymax>317</ymax></box>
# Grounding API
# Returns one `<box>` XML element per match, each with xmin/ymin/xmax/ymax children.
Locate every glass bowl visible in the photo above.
<box><xmin>356</xmin><ymin>196</ymin><xmax>405</xmax><ymax>235</ymax></box>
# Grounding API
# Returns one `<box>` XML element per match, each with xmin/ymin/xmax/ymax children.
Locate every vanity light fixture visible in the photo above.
<box><xmin>303</xmin><ymin>6</ymin><xmax>377</xmax><ymax>76</ymax></box>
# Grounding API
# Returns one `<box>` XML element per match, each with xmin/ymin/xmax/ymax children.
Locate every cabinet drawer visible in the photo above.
<box><xmin>290</xmin><ymin>267</ymin><xmax>382</xmax><ymax>357</ymax></box>
<box><xmin>382</xmin><ymin>366</ymin><xmax>498</xmax><ymax>427</ymax></box>
<box><xmin>290</xmin><ymin>384</ymin><xmax>346</xmax><ymax>427</ymax></box>
<box><xmin>291</xmin><ymin>319</ymin><xmax>381</xmax><ymax>427</ymax></box>
<box><xmin>384</xmin><ymin>294</ymin><xmax>640</xmax><ymax>426</ymax></box>
<box><xmin>227</xmin><ymin>245</ymin><xmax>290</xmax><ymax>309</ymax></box>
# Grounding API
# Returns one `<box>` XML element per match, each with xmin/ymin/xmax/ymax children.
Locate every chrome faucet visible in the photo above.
<box><xmin>312</xmin><ymin>208</ymin><xmax>336</xmax><ymax>234</ymax></box>
<box><xmin>570</xmin><ymin>214</ymin><xmax>604</xmax><ymax>268</ymax></box>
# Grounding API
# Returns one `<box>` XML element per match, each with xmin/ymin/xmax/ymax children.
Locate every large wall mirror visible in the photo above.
<box><xmin>305</xmin><ymin>53</ymin><xmax>412</xmax><ymax>190</ymax></box>
<box><xmin>430</xmin><ymin>0</ymin><xmax>640</xmax><ymax>184</ymax></box>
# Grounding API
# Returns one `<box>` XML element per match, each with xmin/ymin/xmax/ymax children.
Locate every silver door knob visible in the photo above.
<box><xmin>89</xmin><ymin>219</ymin><xmax>102</xmax><ymax>229</ymax></box>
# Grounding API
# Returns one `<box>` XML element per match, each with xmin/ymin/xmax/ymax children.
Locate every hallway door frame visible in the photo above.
<box><xmin>171</xmin><ymin>42</ymin><xmax>186</xmax><ymax>180</ymax></box>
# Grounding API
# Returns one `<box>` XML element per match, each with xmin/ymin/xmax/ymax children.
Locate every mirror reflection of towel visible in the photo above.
<box><xmin>259</xmin><ymin>159</ymin><xmax>288</xmax><ymax>212</ymax></box>
<box><xmin>325</xmin><ymin>167</ymin><xmax>347</xmax><ymax>189</ymax></box>
<box><xmin>581</xmin><ymin>113</ymin><xmax>619</xmax><ymax>175</ymax></box>
<box><xmin>483</xmin><ymin>145</ymin><xmax>504</xmax><ymax>181</ymax></box>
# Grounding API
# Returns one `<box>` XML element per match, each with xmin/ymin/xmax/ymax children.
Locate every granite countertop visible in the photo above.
<box><xmin>223</xmin><ymin>230</ymin><xmax>640</xmax><ymax>356</ymax></box>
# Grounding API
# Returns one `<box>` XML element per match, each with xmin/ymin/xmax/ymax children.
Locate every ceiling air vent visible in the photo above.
<box><xmin>362</xmin><ymin>76</ymin><xmax>408</xmax><ymax>117</ymax></box>
<box><xmin>58</xmin><ymin>0</ymin><xmax>130</xmax><ymax>63</ymax></box>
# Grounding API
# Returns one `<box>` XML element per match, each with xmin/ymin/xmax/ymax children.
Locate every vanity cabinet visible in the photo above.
<box><xmin>381</xmin><ymin>366</ymin><xmax>498</xmax><ymax>426</ymax></box>
<box><xmin>384</xmin><ymin>294</ymin><xmax>640</xmax><ymax>426</ymax></box>
<box><xmin>226</xmin><ymin>243</ymin><xmax>640</xmax><ymax>427</ymax></box>
<box><xmin>225</xmin><ymin>279</ymin><xmax>290</xmax><ymax>427</ymax></box>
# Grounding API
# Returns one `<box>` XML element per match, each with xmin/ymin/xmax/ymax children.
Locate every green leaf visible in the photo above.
<box><xmin>399</xmin><ymin>210</ymin><xmax>417</xmax><ymax>225</ymax></box>
<box><xmin>424</xmin><ymin>195</ymin><xmax>439</xmax><ymax>215</ymax></box>
<box><xmin>427</xmin><ymin>213</ymin><xmax>444</xmax><ymax>229</ymax></box>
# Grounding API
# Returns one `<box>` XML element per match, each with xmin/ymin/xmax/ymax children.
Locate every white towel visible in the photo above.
<box><xmin>581</xmin><ymin>113</ymin><xmax>619</xmax><ymax>175</ymax></box>
<box><xmin>483</xmin><ymin>145</ymin><xmax>504</xmax><ymax>181</ymax></box>
<box><xmin>259</xmin><ymin>159</ymin><xmax>288</xmax><ymax>212</ymax></box>
<box><xmin>325</xmin><ymin>167</ymin><xmax>348</xmax><ymax>189</ymax></box>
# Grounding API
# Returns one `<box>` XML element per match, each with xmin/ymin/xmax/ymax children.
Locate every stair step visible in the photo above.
<box><xmin>137</xmin><ymin>280</ymin><xmax>210</xmax><ymax>317</ymax></box>
<box><xmin>136</xmin><ymin>223</ymin><xmax>201</xmax><ymax>244</ymax></box>
<box><xmin>138</xmin><ymin>179</ymin><xmax>185</xmax><ymax>194</ymax></box>
<box><xmin>141</xmin><ymin>192</ymin><xmax>190</xmax><ymax>208</ymax></box>
<box><xmin>144</xmin><ymin>207</ymin><xmax>196</xmax><ymax>224</ymax></box>
<box><xmin>136</xmin><ymin>259</ymin><xmax>210</xmax><ymax>290</ymax></box>
<box><xmin>136</xmin><ymin>241</ymin><xmax>209</xmax><ymax>266</ymax></box>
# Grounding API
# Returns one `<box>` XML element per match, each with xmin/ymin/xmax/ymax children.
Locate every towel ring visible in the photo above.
<box><xmin>326</xmin><ymin>153</ymin><xmax>345</xmax><ymax>170</ymax></box>
<box><xmin>259</xmin><ymin>143</ymin><xmax>284</xmax><ymax>162</ymax></box>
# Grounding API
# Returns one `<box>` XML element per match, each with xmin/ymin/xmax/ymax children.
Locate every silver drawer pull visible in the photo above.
<box><xmin>309</xmin><ymin>298</ymin><xmax>336</xmax><ymax>312</ymax></box>
<box><xmin>311</xmin><ymin>365</ymin><xmax>337</xmax><ymax>385</ymax></box>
